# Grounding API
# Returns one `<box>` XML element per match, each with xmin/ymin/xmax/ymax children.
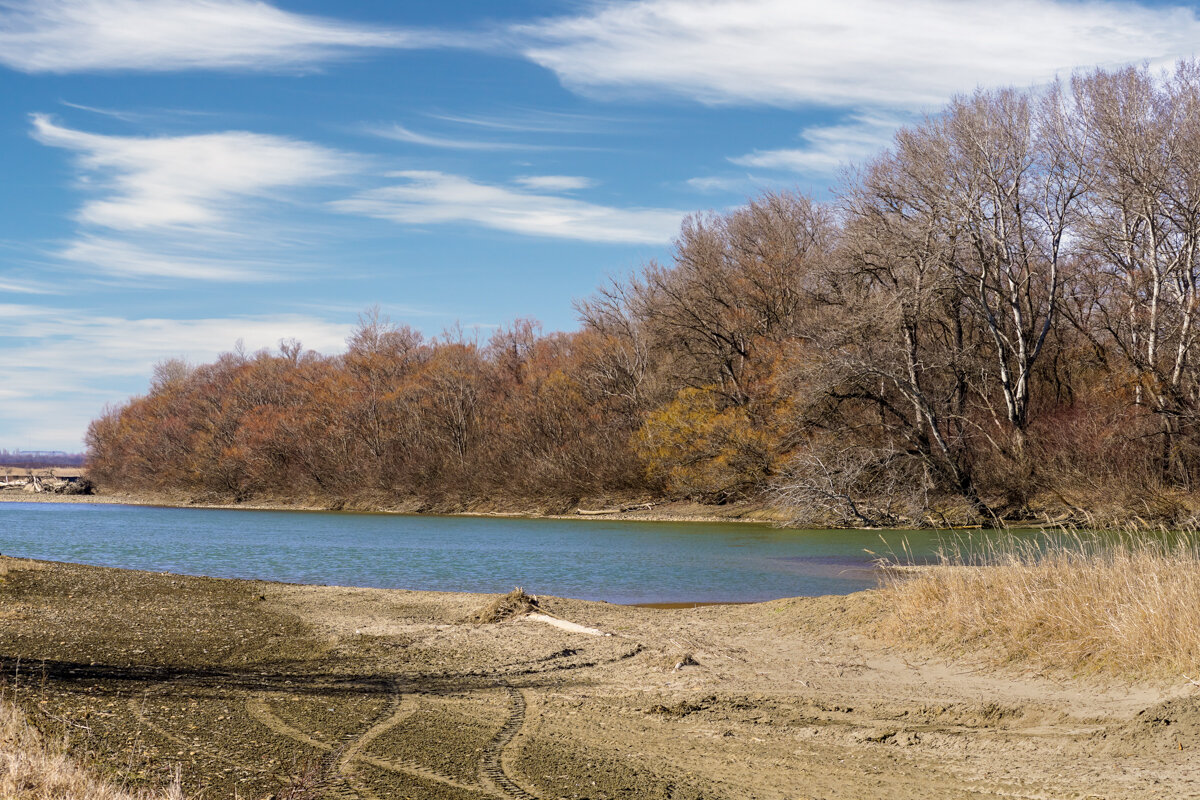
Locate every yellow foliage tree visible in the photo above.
<box><xmin>635</xmin><ymin>387</ymin><xmax>773</xmax><ymax>501</ymax></box>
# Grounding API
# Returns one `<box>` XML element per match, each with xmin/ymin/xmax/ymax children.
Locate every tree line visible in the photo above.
<box><xmin>87</xmin><ymin>62</ymin><xmax>1200</xmax><ymax>525</ymax></box>
<box><xmin>0</xmin><ymin>450</ymin><xmax>85</xmax><ymax>468</ymax></box>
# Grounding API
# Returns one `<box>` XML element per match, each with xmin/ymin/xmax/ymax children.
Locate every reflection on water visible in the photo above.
<box><xmin>0</xmin><ymin>502</ymin><xmax>1014</xmax><ymax>604</ymax></box>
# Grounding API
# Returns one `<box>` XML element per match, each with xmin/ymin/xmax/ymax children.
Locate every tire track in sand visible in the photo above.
<box><xmin>127</xmin><ymin>689</ymin><xmax>267</xmax><ymax>776</ymax></box>
<box><xmin>478</xmin><ymin>683</ymin><xmax>540</xmax><ymax>800</ymax></box>
<box><xmin>247</xmin><ymin>686</ymin><xmax>493</xmax><ymax>797</ymax></box>
<box><xmin>329</xmin><ymin>684</ymin><xmax>408</xmax><ymax>800</ymax></box>
<box><xmin>357</xmin><ymin>753</ymin><xmax>487</xmax><ymax>795</ymax></box>
<box><xmin>245</xmin><ymin>694</ymin><xmax>333</xmax><ymax>752</ymax></box>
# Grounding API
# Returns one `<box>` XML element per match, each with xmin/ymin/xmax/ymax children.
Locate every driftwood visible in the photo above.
<box><xmin>575</xmin><ymin>502</ymin><xmax>656</xmax><ymax>516</ymax></box>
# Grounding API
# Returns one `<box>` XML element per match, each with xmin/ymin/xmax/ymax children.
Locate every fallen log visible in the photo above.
<box><xmin>575</xmin><ymin>502</ymin><xmax>656</xmax><ymax>516</ymax></box>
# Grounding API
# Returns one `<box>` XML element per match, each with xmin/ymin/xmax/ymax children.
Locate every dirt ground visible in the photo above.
<box><xmin>0</xmin><ymin>556</ymin><xmax>1198</xmax><ymax>800</ymax></box>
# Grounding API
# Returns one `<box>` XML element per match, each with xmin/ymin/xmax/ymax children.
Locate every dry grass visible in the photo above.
<box><xmin>0</xmin><ymin>698</ymin><xmax>185</xmax><ymax>800</ymax></box>
<box><xmin>877</xmin><ymin>532</ymin><xmax>1200</xmax><ymax>679</ymax></box>
<box><xmin>468</xmin><ymin>587</ymin><xmax>539</xmax><ymax>624</ymax></box>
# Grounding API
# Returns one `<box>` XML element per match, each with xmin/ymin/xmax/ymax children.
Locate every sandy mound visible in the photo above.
<box><xmin>655</xmin><ymin>652</ymin><xmax>700</xmax><ymax>672</ymax></box>
<box><xmin>1100</xmin><ymin>695</ymin><xmax>1200</xmax><ymax>754</ymax></box>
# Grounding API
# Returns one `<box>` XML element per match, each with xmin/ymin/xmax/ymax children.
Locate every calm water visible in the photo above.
<box><xmin>0</xmin><ymin>502</ymin><xmax>971</xmax><ymax>604</ymax></box>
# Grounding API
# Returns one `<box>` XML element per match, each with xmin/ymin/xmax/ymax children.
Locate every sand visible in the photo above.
<box><xmin>0</xmin><ymin>556</ymin><xmax>1197</xmax><ymax>799</ymax></box>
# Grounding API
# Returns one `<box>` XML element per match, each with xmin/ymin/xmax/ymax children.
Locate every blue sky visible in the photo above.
<box><xmin>1</xmin><ymin>0</ymin><xmax>1199</xmax><ymax>450</ymax></box>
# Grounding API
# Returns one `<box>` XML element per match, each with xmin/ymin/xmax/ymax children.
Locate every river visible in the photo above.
<box><xmin>0</xmin><ymin>501</ymin><xmax>974</xmax><ymax>603</ymax></box>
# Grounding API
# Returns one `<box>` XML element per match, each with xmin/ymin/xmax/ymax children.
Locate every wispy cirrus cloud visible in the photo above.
<box><xmin>31</xmin><ymin>114</ymin><xmax>359</xmax><ymax>281</ymax></box>
<box><xmin>0</xmin><ymin>0</ymin><xmax>445</xmax><ymax>73</ymax></box>
<box><xmin>333</xmin><ymin>170</ymin><xmax>683</xmax><ymax>244</ymax></box>
<box><xmin>729</xmin><ymin>114</ymin><xmax>903</xmax><ymax>177</ymax></box>
<box><xmin>32</xmin><ymin>114</ymin><xmax>356</xmax><ymax>231</ymax></box>
<box><xmin>0</xmin><ymin>305</ymin><xmax>351</xmax><ymax>379</ymax></box>
<box><xmin>424</xmin><ymin>108</ymin><xmax>626</xmax><ymax>135</ymax></box>
<box><xmin>512</xmin><ymin>175</ymin><xmax>594</xmax><ymax>192</ymax></box>
<box><xmin>57</xmin><ymin>100</ymin><xmax>146</xmax><ymax>123</ymax></box>
<box><xmin>11</xmin><ymin>0</ymin><xmax>1196</xmax><ymax>100</ymax></box>
<box><xmin>58</xmin><ymin>100</ymin><xmax>232</xmax><ymax>124</ymax></box>
<box><xmin>59</xmin><ymin>238</ymin><xmax>281</xmax><ymax>282</ymax></box>
<box><xmin>0</xmin><ymin>277</ymin><xmax>58</xmax><ymax>295</ymax></box>
<box><xmin>369</xmin><ymin>122</ymin><xmax>529</xmax><ymax>151</ymax></box>
<box><xmin>686</xmin><ymin>114</ymin><xmax>903</xmax><ymax>195</ymax></box>
<box><xmin>368</xmin><ymin>120</ymin><xmax>607</xmax><ymax>153</ymax></box>
<box><xmin>684</xmin><ymin>174</ymin><xmax>765</xmax><ymax>195</ymax></box>
<box><xmin>515</xmin><ymin>0</ymin><xmax>1200</xmax><ymax>109</ymax></box>
<box><xmin>0</xmin><ymin>304</ymin><xmax>353</xmax><ymax>449</ymax></box>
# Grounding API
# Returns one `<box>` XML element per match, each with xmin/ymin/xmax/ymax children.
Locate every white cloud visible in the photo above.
<box><xmin>729</xmin><ymin>114</ymin><xmax>902</xmax><ymax>176</ymax></box>
<box><xmin>425</xmin><ymin>109</ymin><xmax>617</xmax><ymax>134</ymax></box>
<box><xmin>370</xmin><ymin>122</ymin><xmax>527</xmax><ymax>151</ymax></box>
<box><xmin>31</xmin><ymin>115</ymin><xmax>359</xmax><ymax>281</ymax></box>
<box><xmin>32</xmin><ymin>114</ymin><xmax>356</xmax><ymax>232</ymax></box>
<box><xmin>513</xmin><ymin>175</ymin><xmax>594</xmax><ymax>191</ymax></box>
<box><xmin>685</xmin><ymin>115</ymin><xmax>902</xmax><ymax>194</ymax></box>
<box><xmin>59</xmin><ymin>237</ymin><xmax>280</xmax><ymax>282</ymax></box>
<box><xmin>58</xmin><ymin>100</ymin><xmax>145</xmax><ymax>122</ymax></box>
<box><xmin>0</xmin><ymin>306</ymin><xmax>352</xmax><ymax>385</ymax></box>
<box><xmin>0</xmin><ymin>305</ymin><xmax>353</xmax><ymax>450</ymax></box>
<box><xmin>685</xmin><ymin>174</ymin><xmax>763</xmax><ymax>195</ymax></box>
<box><xmin>0</xmin><ymin>0</ymin><xmax>421</xmax><ymax>73</ymax></box>
<box><xmin>516</xmin><ymin>0</ymin><xmax>1200</xmax><ymax>109</ymax></box>
<box><xmin>334</xmin><ymin>171</ymin><xmax>683</xmax><ymax>244</ymax></box>
<box><xmin>369</xmin><ymin>122</ymin><xmax>605</xmax><ymax>154</ymax></box>
<box><xmin>0</xmin><ymin>277</ymin><xmax>57</xmax><ymax>295</ymax></box>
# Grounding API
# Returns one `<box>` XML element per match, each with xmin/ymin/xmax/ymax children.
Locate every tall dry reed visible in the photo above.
<box><xmin>878</xmin><ymin>531</ymin><xmax>1200</xmax><ymax>679</ymax></box>
<box><xmin>0</xmin><ymin>698</ymin><xmax>185</xmax><ymax>800</ymax></box>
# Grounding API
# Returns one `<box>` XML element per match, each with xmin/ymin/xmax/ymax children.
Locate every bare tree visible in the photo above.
<box><xmin>575</xmin><ymin>278</ymin><xmax>658</xmax><ymax>410</ymax></box>
<box><xmin>941</xmin><ymin>86</ymin><xmax>1085</xmax><ymax>449</ymax></box>
<box><xmin>773</xmin><ymin>444</ymin><xmax>926</xmax><ymax>527</ymax></box>
<box><xmin>633</xmin><ymin>193</ymin><xmax>833</xmax><ymax>407</ymax></box>
<box><xmin>1069</xmin><ymin>63</ymin><xmax>1200</xmax><ymax>484</ymax></box>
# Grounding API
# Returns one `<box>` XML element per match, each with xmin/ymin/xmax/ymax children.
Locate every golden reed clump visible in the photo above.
<box><xmin>0</xmin><ymin>699</ymin><xmax>185</xmax><ymax>800</ymax></box>
<box><xmin>877</xmin><ymin>532</ymin><xmax>1200</xmax><ymax>679</ymax></box>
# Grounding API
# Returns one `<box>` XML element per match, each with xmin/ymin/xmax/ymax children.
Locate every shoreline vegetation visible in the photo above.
<box><xmin>0</xmin><ymin>487</ymin><xmax>1081</xmax><ymax>531</ymax></box>
<box><xmin>1</xmin><ymin>557</ymin><xmax>1198</xmax><ymax>799</ymax></box>
<box><xmin>0</xmin><ymin>488</ymin><xmax>1160</xmax><ymax>534</ymax></box>
<box><xmin>83</xmin><ymin>60</ymin><xmax>1200</xmax><ymax>533</ymax></box>
<box><xmin>877</xmin><ymin>532</ymin><xmax>1200</xmax><ymax>679</ymax></box>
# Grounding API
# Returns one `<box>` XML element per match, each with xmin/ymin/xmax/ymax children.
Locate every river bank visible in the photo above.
<box><xmin>1</xmin><ymin>556</ymin><xmax>1197</xmax><ymax>799</ymax></box>
<box><xmin>4</xmin><ymin>481</ymin><xmax>1148</xmax><ymax>532</ymax></box>
<box><xmin>0</xmin><ymin>488</ymin><xmax>791</xmax><ymax>526</ymax></box>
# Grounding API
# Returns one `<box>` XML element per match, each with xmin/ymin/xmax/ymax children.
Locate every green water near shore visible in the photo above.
<box><xmin>0</xmin><ymin>501</ymin><xmax>1008</xmax><ymax>603</ymax></box>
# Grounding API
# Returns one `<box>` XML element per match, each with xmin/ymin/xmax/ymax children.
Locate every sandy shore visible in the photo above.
<box><xmin>1</xmin><ymin>556</ymin><xmax>1196</xmax><ymax>799</ymax></box>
